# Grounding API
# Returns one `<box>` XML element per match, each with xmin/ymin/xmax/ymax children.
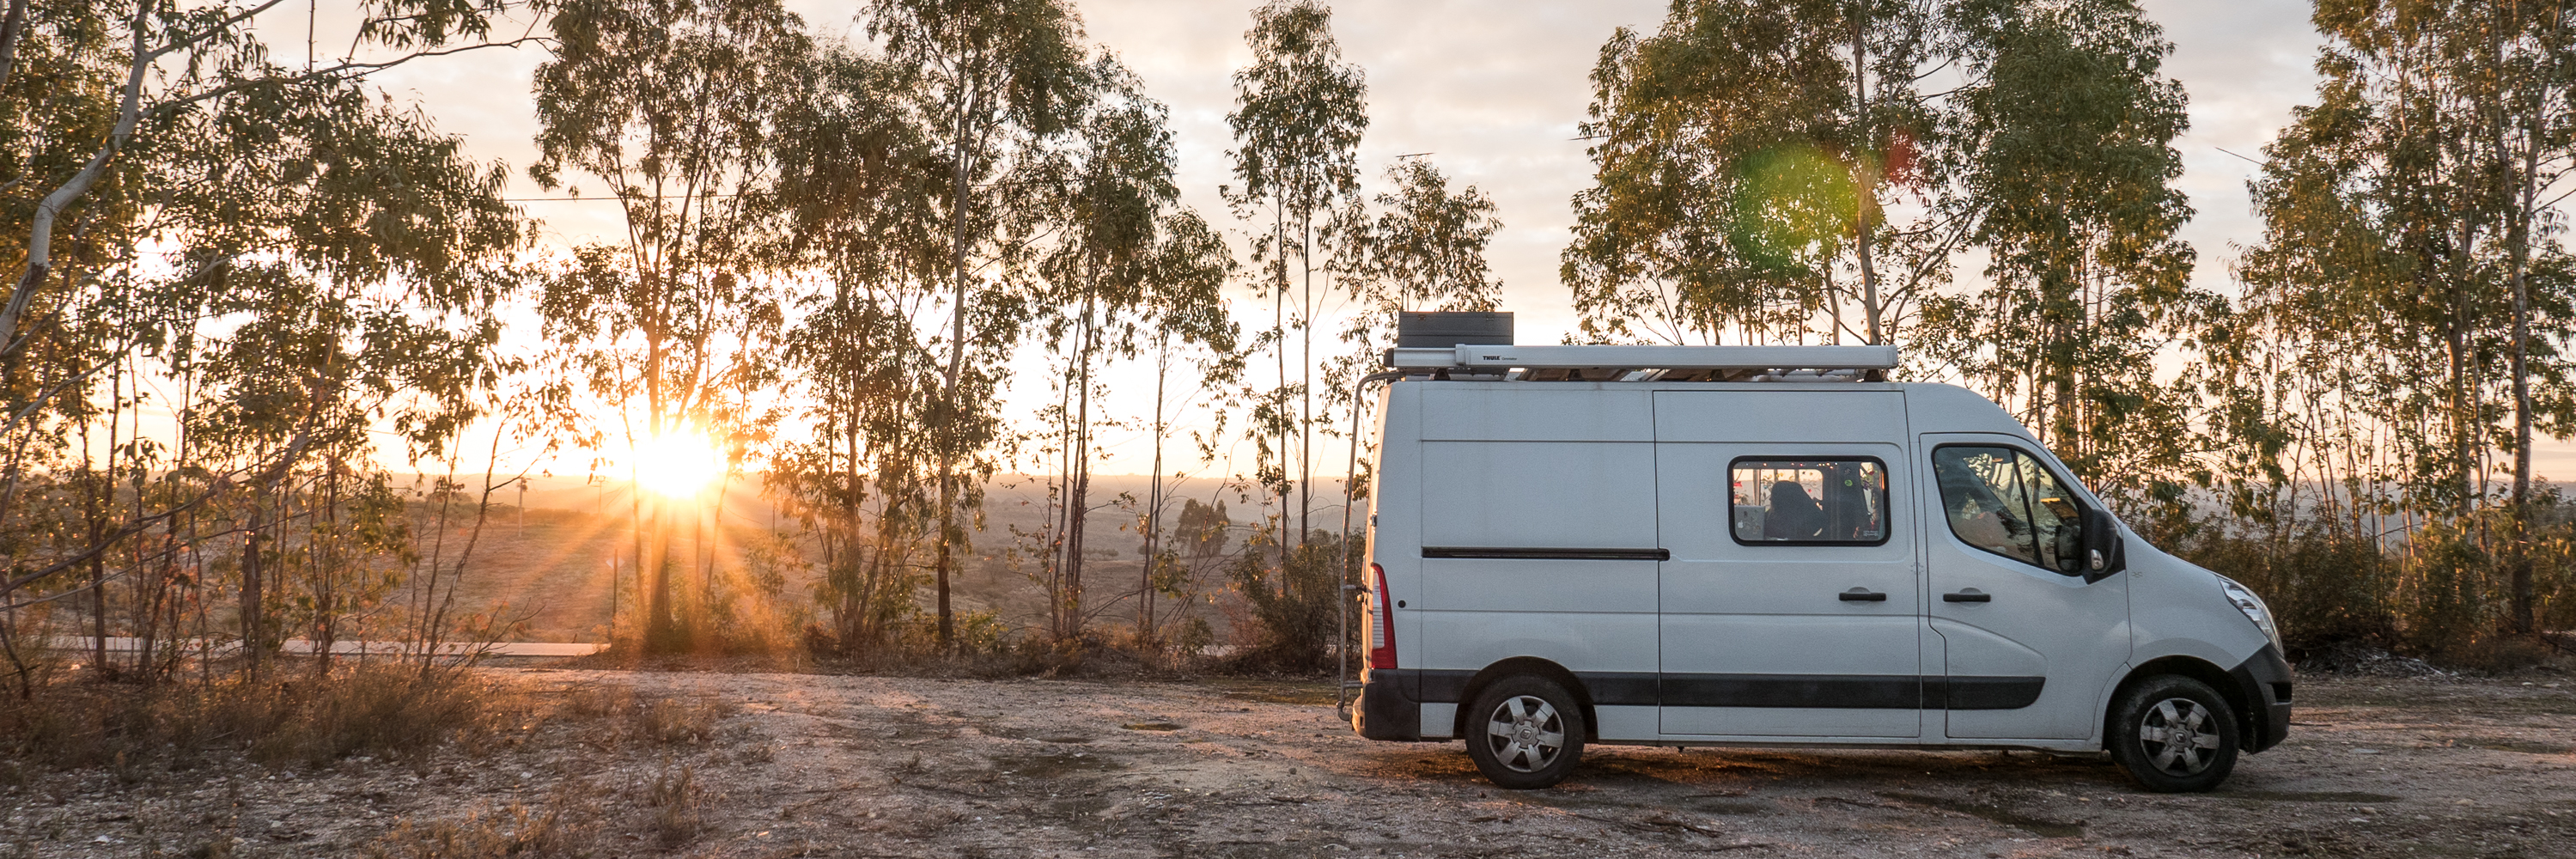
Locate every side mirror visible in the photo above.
<box><xmin>2080</xmin><ymin>507</ymin><xmax>2128</xmax><ymax>582</ymax></box>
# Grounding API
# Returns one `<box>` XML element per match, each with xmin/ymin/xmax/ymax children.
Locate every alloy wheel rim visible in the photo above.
<box><xmin>2137</xmin><ymin>697</ymin><xmax>2222</xmax><ymax>776</ymax></box>
<box><xmin>1483</xmin><ymin>694</ymin><xmax>1566</xmax><ymax>773</ymax></box>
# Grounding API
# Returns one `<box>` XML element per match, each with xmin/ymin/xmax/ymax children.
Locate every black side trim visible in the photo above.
<box><xmin>1418</xmin><ymin>669</ymin><xmax>1476</xmax><ymax>704</ymax></box>
<box><xmin>1575</xmin><ymin>672</ymin><xmax>1661</xmax><ymax>707</ymax></box>
<box><xmin>1422</xmin><ymin>546</ymin><xmax>1671</xmax><ymax>561</ymax></box>
<box><xmin>1354</xmin><ymin>668</ymin><xmax>1424</xmax><ymax>741</ymax></box>
<box><xmin>1665</xmin><ymin>673</ymin><xmax>1921</xmax><ymax>710</ymax></box>
<box><xmin>2226</xmin><ymin>643</ymin><xmax>2294</xmax><ymax>753</ymax></box>
<box><xmin>1423</xmin><ymin>669</ymin><xmax>2046</xmax><ymax>710</ymax></box>
<box><xmin>1923</xmin><ymin>676</ymin><xmax>2048</xmax><ymax>710</ymax></box>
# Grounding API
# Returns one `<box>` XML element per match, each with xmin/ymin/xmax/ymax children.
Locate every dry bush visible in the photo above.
<box><xmin>366</xmin><ymin>780</ymin><xmax>606</xmax><ymax>859</ymax></box>
<box><xmin>0</xmin><ymin>663</ymin><xmax>523</xmax><ymax>774</ymax></box>
<box><xmin>645</xmin><ymin>765</ymin><xmax>703</xmax><ymax>848</ymax></box>
<box><xmin>559</xmin><ymin>686</ymin><xmax>736</xmax><ymax>748</ymax></box>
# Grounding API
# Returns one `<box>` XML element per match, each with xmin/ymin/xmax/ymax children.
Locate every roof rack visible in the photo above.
<box><xmin>1381</xmin><ymin>344</ymin><xmax>1897</xmax><ymax>382</ymax></box>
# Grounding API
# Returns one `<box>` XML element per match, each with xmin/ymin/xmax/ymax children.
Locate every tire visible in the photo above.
<box><xmin>2108</xmin><ymin>674</ymin><xmax>2241</xmax><ymax>793</ymax></box>
<box><xmin>1464</xmin><ymin>675</ymin><xmax>1586</xmax><ymax>789</ymax></box>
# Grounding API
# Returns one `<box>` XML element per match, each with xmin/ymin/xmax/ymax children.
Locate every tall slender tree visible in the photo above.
<box><xmin>1919</xmin><ymin>0</ymin><xmax>2211</xmax><ymax>507</ymax></box>
<box><xmin>2232</xmin><ymin>0</ymin><xmax>2576</xmax><ymax>638</ymax></box>
<box><xmin>865</xmin><ymin>0</ymin><xmax>1093</xmax><ymax>646</ymax></box>
<box><xmin>1225</xmin><ymin>0</ymin><xmax>1367</xmax><ymax>554</ymax></box>
<box><xmin>766</xmin><ymin>44</ymin><xmax>947</xmax><ymax>654</ymax></box>
<box><xmin>1022</xmin><ymin>58</ymin><xmax>1232</xmax><ymax>643</ymax></box>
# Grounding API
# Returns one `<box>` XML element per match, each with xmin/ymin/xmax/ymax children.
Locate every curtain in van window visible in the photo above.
<box><xmin>1931</xmin><ymin>446</ymin><xmax>2085</xmax><ymax>574</ymax></box>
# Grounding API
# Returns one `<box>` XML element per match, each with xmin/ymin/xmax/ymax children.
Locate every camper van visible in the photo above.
<box><xmin>1349</xmin><ymin>314</ymin><xmax>2289</xmax><ymax>793</ymax></box>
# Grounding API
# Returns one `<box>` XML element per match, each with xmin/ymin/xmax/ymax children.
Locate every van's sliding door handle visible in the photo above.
<box><xmin>1839</xmin><ymin>588</ymin><xmax>1887</xmax><ymax>602</ymax></box>
<box><xmin>1943</xmin><ymin>590</ymin><xmax>1992</xmax><ymax>603</ymax></box>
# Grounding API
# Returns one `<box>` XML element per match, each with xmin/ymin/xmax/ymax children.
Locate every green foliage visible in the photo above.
<box><xmin>1</xmin><ymin>2</ymin><xmax>538</xmax><ymax>687</ymax></box>
<box><xmin>1226</xmin><ymin>0</ymin><xmax>1369</xmax><ymax>546</ymax></box>
<box><xmin>1920</xmin><ymin>0</ymin><xmax>2214</xmax><ymax>511</ymax></box>
<box><xmin>1224</xmin><ymin>528</ymin><xmax>1357</xmax><ymax>673</ymax></box>
<box><xmin>1565</xmin><ymin>0</ymin><xmax>1935</xmax><ymax>346</ymax></box>
<box><xmin>2208</xmin><ymin>0</ymin><xmax>2576</xmax><ymax>647</ymax></box>
<box><xmin>866</xmin><ymin>0</ymin><xmax>1098</xmax><ymax>645</ymax></box>
<box><xmin>1363</xmin><ymin>159</ymin><xmax>1504</xmax><ymax>314</ymax></box>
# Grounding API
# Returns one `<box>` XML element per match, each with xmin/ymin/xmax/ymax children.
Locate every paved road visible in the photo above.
<box><xmin>44</xmin><ymin>637</ymin><xmax>606</xmax><ymax>657</ymax></box>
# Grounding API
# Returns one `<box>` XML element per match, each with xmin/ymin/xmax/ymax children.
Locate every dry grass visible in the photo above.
<box><xmin>558</xmin><ymin>685</ymin><xmax>738</xmax><ymax>749</ymax></box>
<box><xmin>0</xmin><ymin>662</ymin><xmax>530</xmax><ymax>777</ymax></box>
<box><xmin>646</xmin><ymin>765</ymin><xmax>704</xmax><ymax>849</ymax></box>
<box><xmin>365</xmin><ymin>780</ymin><xmax>609</xmax><ymax>859</ymax></box>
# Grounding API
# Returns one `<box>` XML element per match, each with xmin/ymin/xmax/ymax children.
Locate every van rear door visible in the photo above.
<box><xmin>1653</xmin><ymin>392</ymin><xmax>1924</xmax><ymax>739</ymax></box>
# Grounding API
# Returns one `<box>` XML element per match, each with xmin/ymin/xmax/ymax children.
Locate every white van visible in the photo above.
<box><xmin>1349</xmin><ymin>332</ymin><xmax>2290</xmax><ymax>793</ymax></box>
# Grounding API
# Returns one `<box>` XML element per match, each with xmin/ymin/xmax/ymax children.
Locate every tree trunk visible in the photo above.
<box><xmin>0</xmin><ymin>0</ymin><xmax>31</xmax><ymax>91</ymax></box>
<box><xmin>2504</xmin><ymin>20</ymin><xmax>2544</xmax><ymax>635</ymax></box>
<box><xmin>1850</xmin><ymin>4</ymin><xmax>1882</xmax><ymax>345</ymax></box>
<box><xmin>1063</xmin><ymin>295</ymin><xmax>1096</xmax><ymax>644</ymax></box>
<box><xmin>241</xmin><ymin>483</ymin><xmax>266</xmax><ymax>678</ymax></box>
<box><xmin>1142</xmin><ymin>332</ymin><xmax>1167</xmax><ymax>640</ymax></box>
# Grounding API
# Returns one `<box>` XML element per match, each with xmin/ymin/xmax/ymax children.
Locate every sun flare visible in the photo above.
<box><xmin>632</xmin><ymin>430</ymin><xmax>725</xmax><ymax>498</ymax></box>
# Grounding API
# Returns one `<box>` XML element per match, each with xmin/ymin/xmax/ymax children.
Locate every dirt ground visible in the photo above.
<box><xmin>7</xmin><ymin>667</ymin><xmax>2573</xmax><ymax>858</ymax></box>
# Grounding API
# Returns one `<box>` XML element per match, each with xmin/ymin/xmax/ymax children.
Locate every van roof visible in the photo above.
<box><xmin>1384</xmin><ymin>344</ymin><xmax>1897</xmax><ymax>383</ymax></box>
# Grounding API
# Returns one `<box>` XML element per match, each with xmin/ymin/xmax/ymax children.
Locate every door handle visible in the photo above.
<box><xmin>1943</xmin><ymin>589</ymin><xmax>1992</xmax><ymax>603</ymax></box>
<box><xmin>1839</xmin><ymin>588</ymin><xmax>1887</xmax><ymax>602</ymax></box>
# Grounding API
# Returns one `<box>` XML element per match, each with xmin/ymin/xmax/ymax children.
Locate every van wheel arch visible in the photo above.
<box><xmin>2110</xmin><ymin>655</ymin><xmax>2256</xmax><ymax>750</ymax></box>
<box><xmin>1454</xmin><ymin>658</ymin><xmax>1598</xmax><ymax>742</ymax></box>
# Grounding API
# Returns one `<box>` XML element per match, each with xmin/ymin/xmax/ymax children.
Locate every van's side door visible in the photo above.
<box><xmin>1653</xmin><ymin>392</ymin><xmax>1924</xmax><ymax>739</ymax></box>
<box><xmin>1918</xmin><ymin>434</ymin><xmax>2132</xmax><ymax>740</ymax></box>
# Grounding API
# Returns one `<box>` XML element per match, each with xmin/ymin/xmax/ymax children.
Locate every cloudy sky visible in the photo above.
<box><xmin>330</xmin><ymin>1</ymin><xmax>2570</xmax><ymax>478</ymax></box>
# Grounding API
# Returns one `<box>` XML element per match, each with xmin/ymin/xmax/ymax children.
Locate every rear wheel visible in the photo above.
<box><xmin>1464</xmin><ymin>675</ymin><xmax>1586</xmax><ymax>789</ymax></box>
<box><xmin>2108</xmin><ymin>674</ymin><xmax>2240</xmax><ymax>793</ymax></box>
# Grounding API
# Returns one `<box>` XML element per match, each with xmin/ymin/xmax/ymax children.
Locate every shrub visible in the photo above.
<box><xmin>1221</xmin><ymin>530</ymin><xmax>1360</xmax><ymax>674</ymax></box>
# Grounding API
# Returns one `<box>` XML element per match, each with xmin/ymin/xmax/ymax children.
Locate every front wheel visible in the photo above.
<box><xmin>2108</xmin><ymin>674</ymin><xmax>2241</xmax><ymax>793</ymax></box>
<box><xmin>1464</xmin><ymin>675</ymin><xmax>1586</xmax><ymax>789</ymax></box>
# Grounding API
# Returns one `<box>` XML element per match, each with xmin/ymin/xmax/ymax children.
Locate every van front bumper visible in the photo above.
<box><xmin>2227</xmin><ymin>644</ymin><xmax>2293</xmax><ymax>752</ymax></box>
<box><xmin>1353</xmin><ymin>668</ymin><xmax>1424</xmax><ymax>740</ymax></box>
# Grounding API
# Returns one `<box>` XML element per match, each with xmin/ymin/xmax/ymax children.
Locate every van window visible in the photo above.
<box><xmin>1932</xmin><ymin>446</ymin><xmax>2086</xmax><ymax>574</ymax></box>
<box><xmin>1729</xmin><ymin>459</ymin><xmax>1888</xmax><ymax>545</ymax></box>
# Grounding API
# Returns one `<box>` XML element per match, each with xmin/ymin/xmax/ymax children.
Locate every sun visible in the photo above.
<box><xmin>632</xmin><ymin>430</ymin><xmax>725</xmax><ymax>498</ymax></box>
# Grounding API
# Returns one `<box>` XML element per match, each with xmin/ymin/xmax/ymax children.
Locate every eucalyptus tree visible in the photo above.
<box><xmin>1917</xmin><ymin>0</ymin><xmax>2209</xmax><ymax>509</ymax></box>
<box><xmin>2232</xmin><ymin>0</ymin><xmax>2576</xmax><ymax>637</ymax></box>
<box><xmin>1367</xmin><ymin>159</ymin><xmax>1504</xmax><ymax>314</ymax></box>
<box><xmin>0</xmin><ymin>2</ymin><xmax>531</xmax><ymax>681</ymax></box>
<box><xmin>1225</xmin><ymin>0</ymin><xmax>1367</xmax><ymax>551</ymax></box>
<box><xmin>1021</xmin><ymin>59</ymin><xmax>1233</xmax><ymax>643</ymax></box>
<box><xmin>532</xmin><ymin>0</ymin><xmax>808</xmax><ymax>651</ymax></box>
<box><xmin>1132</xmin><ymin>215</ymin><xmax>1236</xmax><ymax>644</ymax></box>
<box><xmin>765</xmin><ymin>45</ymin><xmax>947</xmax><ymax>654</ymax></box>
<box><xmin>1563</xmin><ymin>0</ymin><xmax>1939</xmax><ymax>347</ymax></box>
<box><xmin>862</xmin><ymin>0</ymin><xmax>1094</xmax><ymax>646</ymax></box>
<box><xmin>3</xmin><ymin>0</ymin><xmax>545</xmax><ymax>367</ymax></box>
<box><xmin>1332</xmin><ymin>157</ymin><xmax>1499</xmax><ymax>533</ymax></box>
<box><xmin>2479</xmin><ymin>1</ymin><xmax>2576</xmax><ymax>635</ymax></box>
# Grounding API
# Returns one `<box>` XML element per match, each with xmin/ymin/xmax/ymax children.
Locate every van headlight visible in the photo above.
<box><xmin>2219</xmin><ymin>576</ymin><xmax>2284</xmax><ymax>652</ymax></box>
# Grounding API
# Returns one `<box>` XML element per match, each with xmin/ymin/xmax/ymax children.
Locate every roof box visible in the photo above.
<box><xmin>1397</xmin><ymin>311</ymin><xmax>1513</xmax><ymax>348</ymax></box>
